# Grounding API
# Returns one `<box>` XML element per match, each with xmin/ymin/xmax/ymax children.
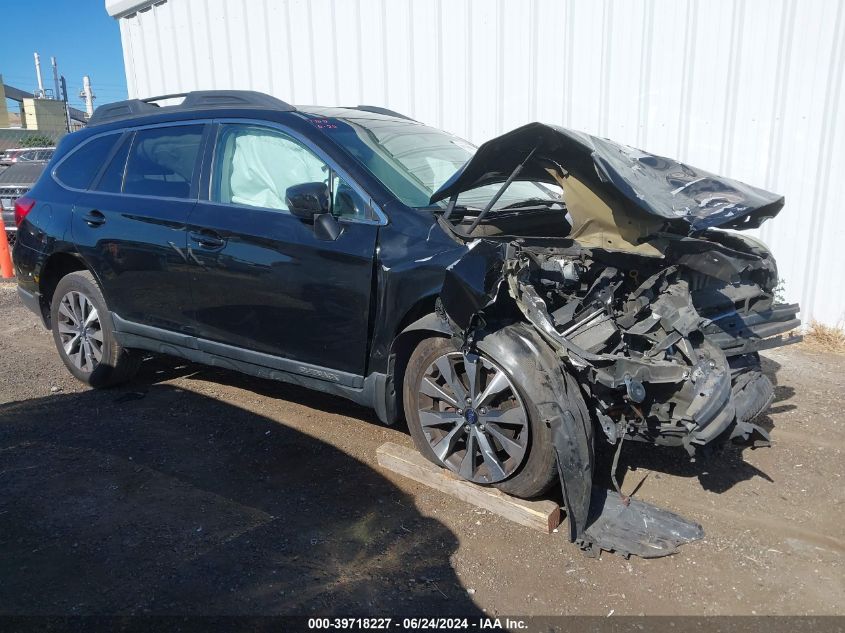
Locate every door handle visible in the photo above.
<box><xmin>189</xmin><ymin>230</ymin><xmax>225</xmax><ymax>249</ymax></box>
<box><xmin>83</xmin><ymin>210</ymin><xmax>106</xmax><ymax>227</ymax></box>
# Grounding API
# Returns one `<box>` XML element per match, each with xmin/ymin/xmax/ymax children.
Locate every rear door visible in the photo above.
<box><xmin>187</xmin><ymin>121</ymin><xmax>381</xmax><ymax>379</ymax></box>
<box><xmin>70</xmin><ymin>123</ymin><xmax>207</xmax><ymax>332</ymax></box>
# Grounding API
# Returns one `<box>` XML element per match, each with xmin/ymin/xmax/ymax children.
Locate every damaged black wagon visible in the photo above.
<box><xmin>14</xmin><ymin>92</ymin><xmax>799</xmax><ymax>553</ymax></box>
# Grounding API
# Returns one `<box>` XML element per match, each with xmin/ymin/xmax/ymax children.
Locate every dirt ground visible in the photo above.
<box><xmin>0</xmin><ymin>280</ymin><xmax>842</xmax><ymax>616</ymax></box>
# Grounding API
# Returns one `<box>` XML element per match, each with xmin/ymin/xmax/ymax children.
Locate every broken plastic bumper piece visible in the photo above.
<box><xmin>579</xmin><ymin>487</ymin><xmax>704</xmax><ymax>559</ymax></box>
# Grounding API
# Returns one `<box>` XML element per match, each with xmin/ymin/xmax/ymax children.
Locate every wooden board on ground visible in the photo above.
<box><xmin>376</xmin><ymin>442</ymin><xmax>561</xmax><ymax>534</ymax></box>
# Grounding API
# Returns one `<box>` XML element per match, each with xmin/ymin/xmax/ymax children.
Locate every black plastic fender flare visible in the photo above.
<box><xmin>475</xmin><ymin>323</ymin><xmax>594</xmax><ymax>542</ymax></box>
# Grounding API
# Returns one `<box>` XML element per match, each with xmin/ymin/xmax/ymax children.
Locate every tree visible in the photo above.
<box><xmin>19</xmin><ymin>135</ymin><xmax>55</xmax><ymax>148</ymax></box>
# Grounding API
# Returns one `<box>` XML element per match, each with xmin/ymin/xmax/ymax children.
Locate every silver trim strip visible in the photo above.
<box><xmin>50</xmin><ymin>117</ymin><xmax>388</xmax><ymax>226</ymax></box>
<box><xmin>51</xmin><ymin>119</ymin><xmax>214</xmax><ymax>197</ymax></box>
<box><xmin>194</xmin><ymin>198</ymin><xmax>384</xmax><ymax>227</ymax></box>
<box><xmin>111</xmin><ymin>313</ymin><xmax>364</xmax><ymax>388</ymax></box>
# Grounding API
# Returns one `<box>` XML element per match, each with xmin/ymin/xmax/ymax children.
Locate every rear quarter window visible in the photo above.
<box><xmin>54</xmin><ymin>133</ymin><xmax>120</xmax><ymax>189</ymax></box>
<box><xmin>94</xmin><ymin>134</ymin><xmax>133</xmax><ymax>193</ymax></box>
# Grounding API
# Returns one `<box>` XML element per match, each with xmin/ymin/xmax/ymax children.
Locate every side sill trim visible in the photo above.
<box><xmin>114</xmin><ymin>329</ymin><xmax>387</xmax><ymax>412</ymax></box>
<box><xmin>111</xmin><ymin>313</ymin><xmax>364</xmax><ymax>389</ymax></box>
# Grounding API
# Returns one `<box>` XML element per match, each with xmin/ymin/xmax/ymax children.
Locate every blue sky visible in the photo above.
<box><xmin>1</xmin><ymin>0</ymin><xmax>127</xmax><ymax>112</ymax></box>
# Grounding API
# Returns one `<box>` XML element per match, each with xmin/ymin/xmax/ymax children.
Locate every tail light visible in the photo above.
<box><xmin>14</xmin><ymin>196</ymin><xmax>35</xmax><ymax>227</ymax></box>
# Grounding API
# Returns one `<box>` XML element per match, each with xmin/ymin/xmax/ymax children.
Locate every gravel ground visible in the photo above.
<box><xmin>0</xmin><ymin>280</ymin><xmax>842</xmax><ymax>616</ymax></box>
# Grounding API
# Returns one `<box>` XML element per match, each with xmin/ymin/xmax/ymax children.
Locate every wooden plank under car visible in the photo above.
<box><xmin>376</xmin><ymin>442</ymin><xmax>561</xmax><ymax>534</ymax></box>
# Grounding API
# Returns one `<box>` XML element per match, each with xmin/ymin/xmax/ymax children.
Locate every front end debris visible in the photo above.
<box><xmin>442</xmin><ymin>234</ymin><xmax>799</xmax><ymax>459</ymax></box>
<box><xmin>434</xmin><ymin>122</ymin><xmax>801</xmax><ymax>557</ymax></box>
<box><xmin>579</xmin><ymin>487</ymin><xmax>704</xmax><ymax>559</ymax></box>
<box><xmin>503</xmin><ymin>237</ymin><xmax>798</xmax><ymax>454</ymax></box>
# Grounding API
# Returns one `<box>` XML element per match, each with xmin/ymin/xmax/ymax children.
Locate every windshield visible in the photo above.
<box><xmin>316</xmin><ymin>115</ymin><xmax>559</xmax><ymax>210</ymax></box>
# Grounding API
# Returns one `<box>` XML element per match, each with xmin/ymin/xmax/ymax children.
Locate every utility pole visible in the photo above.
<box><xmin>51</xmin><ymin>57</ymin><xmax>60</xmax><ymax>101</ymax></box>
<box><xmin>60</xmin><ymin>76</ymin><xmax>71</xmax><ymax>132</ymax></box>
<box><xmin>33</xmin><ymin>52</ymin><xmax>45</xmax><ymax>98</ymax></box>
<box><xmin>80</xmin><ymin>76</ymin><xmax>95</xmax><ymax>117</ymax></box>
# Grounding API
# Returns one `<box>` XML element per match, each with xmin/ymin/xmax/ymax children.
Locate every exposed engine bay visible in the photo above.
<box><xmin>441</xmin><ymin>230</ymin><xmax>800</xmax><ymax>457</ymax></box>
<box><xmin>430</xmin><ymin>122</ymin><xmax>802</xmax><ymax>556</ymax></box>
<box><xmin>510</xmin><ymin>233</ymin><xmax>799</xmax><ymax>453</ymax></box>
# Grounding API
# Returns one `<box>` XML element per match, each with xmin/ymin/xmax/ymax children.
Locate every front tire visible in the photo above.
<box><xmin>403</xmin><ymin>335</ymin><xmax>558</xmax><ymax>498</ymax></box>
<box><xmin>50</xmin><ymin>270</ymin><xmax>140</xmax><ymax>388</ymax></box>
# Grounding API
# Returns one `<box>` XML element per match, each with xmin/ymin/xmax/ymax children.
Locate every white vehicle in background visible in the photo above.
<box><xmin>0</xmin><ymin>147</ymin><xmax>55</xmax><ymax>168</ymax></box>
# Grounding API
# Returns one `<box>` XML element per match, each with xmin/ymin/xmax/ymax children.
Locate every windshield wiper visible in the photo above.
<box><xmin>426</xmin><ymin>203</ymin><xmax>482</xmax><ymax>215</ymax></box>
<box><xmin>500</xmin><ymin>197</ymin><xmax>564</xmax><ymax>210</ymax></box>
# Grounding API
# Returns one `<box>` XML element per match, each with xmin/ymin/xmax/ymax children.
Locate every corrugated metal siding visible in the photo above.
<box><xmin>116</xmin><ymin>0</ymin><xmax>845</xmax><ymax>326</ymax></box>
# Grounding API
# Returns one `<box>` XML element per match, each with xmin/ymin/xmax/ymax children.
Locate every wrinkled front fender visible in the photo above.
<box><xmin>476</xmin><ymin>323</ymin><xmax>594</xmax><ymax>542</ymax></box>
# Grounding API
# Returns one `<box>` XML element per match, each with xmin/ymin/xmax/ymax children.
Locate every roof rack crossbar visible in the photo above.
<box><xmin>88</xmin><ymin>90</ymin><xmax>296</xmax><ymax>126</ymax></box>
<box><xmin>140</xmin><ymin>92</ymin><xmax>190</xmax><ymax>103</ymax></box>
<box><xmin>353</xmin><ymin>105</ymin><xmax>417</xmax><ymax>121</ymax></box>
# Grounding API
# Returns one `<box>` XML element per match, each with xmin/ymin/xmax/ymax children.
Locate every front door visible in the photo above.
<box><xmin>187</xmin><ymin>122</ymin><xmax>380</xmax><ymax>379</ymax></box>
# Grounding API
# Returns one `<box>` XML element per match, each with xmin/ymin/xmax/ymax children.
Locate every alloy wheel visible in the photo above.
<box><xmin>56</xmin><ymin>290</ymin><xmax>103</xmax><ymax>373</ymax></box>
<box><xmin>417</xmin><ymin>351</ymin><xmax>529</xmax><ymax>484</ymax></box>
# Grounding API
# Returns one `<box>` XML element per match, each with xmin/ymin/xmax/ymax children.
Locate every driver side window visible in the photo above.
<box><xmin>213</xmin><ymin>125</ymin><xmax>327</xmax><ymax>213</ymax></box>
<box><xmin>212</xmin><ymin>124</ymin><xmax>373</xmax><ymax>221</ymax></box>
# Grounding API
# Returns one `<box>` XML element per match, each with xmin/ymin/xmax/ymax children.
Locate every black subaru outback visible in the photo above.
<box><xmin>12</xmin><ymin>91</ymin><xmax>800</xmax><ymax>550</ymax></box>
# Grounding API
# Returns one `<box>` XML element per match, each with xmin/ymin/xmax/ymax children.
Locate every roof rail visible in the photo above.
<box><xmin>353</xmin><ymin>105</ymin><xmax>416</xmax><ymax>121</ymax></box>
<box><xmin>88</xmin><ymin>90</ymin><xmax>296</xmax><ymax>126</ymax></box>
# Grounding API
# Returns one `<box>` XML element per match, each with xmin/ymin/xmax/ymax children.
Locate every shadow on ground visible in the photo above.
<box><xmin>0</xmin><ymin>362</ymin><xmax>480</xmax><ymax>616</ymax></box>
<box><xmin>132</xmin><ymin>355</ymin><xmax>382</xmax><ymax>425</ymax></box>
<box><xmin>597</xmin><ymin>440</ymin><xmax>774</xmax><ymax>496</ymax></box>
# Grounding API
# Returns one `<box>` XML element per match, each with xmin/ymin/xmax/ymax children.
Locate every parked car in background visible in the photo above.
<box><xmin>0</xmin><ymin>147</ymin><xmax>54</xmax><ymax>168</ymax></box>
<box><xmin>1</xmin><ymin>161</ymin><xmax>50</xmax><ymax>246</ymax></box>
<box><xmin>16</xmin><ymin>148</ymin><xmax>54</xmax><ymax>164</ymax></box>
<box><xmin>11</xmin><ymin>91</ymin><xmax>800</xmax><ymax>551</ymax></box>
<box><xmin>0</xmin><ymin>148</ymin><xmax>26</xmax><ymax>168</ymax></box>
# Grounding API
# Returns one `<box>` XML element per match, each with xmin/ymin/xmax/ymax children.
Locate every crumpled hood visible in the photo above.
<box><xmin>430</xmin><ymin>122</ymin><xmax>784</xmax><ymax>233</ymax></box>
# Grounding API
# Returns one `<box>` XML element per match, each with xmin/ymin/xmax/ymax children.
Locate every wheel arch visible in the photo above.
<box><xmin>381</xmin><ymin>298</ymin><xmax>452</xmax><ymax>425</ymax></box>
<box><xmin>38</xmin><ymin>251</ymin><xmax>92</xmax><ymax>328</ymax></box>
<box><xmin>476</xmin><ymin>323</ymin><xmax>594</xmax><ymax>539</ymax></box>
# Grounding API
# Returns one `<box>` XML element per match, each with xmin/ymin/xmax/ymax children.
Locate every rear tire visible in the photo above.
<box><xmin>403</xmin><ymin>335</ymin><xmax>558</xmax><ymax>498</ymax></box>
<box><xmin>50</xmin><ymin>270</ymin><xmax>141</xmax><ymax>388</ymax></box>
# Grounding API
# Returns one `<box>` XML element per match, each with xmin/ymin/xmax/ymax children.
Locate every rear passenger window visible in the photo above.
<box><xmin>123</xmin><ymin>125</ymin><xmax>203</xmax><ymax>199</ymax></box>
<box><xmin>95</xmin><ymin>134</ymin><xmax>133</xmax><ymax>193</ymax></box>
<box><xmin>55</xmin><ymin>134</ymin><xmax>119</xmax><ymax>189</ymax></box>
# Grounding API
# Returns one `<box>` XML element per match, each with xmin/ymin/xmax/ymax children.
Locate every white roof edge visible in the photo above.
<box><xmin>105</xmin><ymin>0</ymin><xmax>164</xmax><ymax>19</ymax></box>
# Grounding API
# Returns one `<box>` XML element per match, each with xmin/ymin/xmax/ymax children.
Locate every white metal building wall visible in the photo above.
<box><xmin>108</xmin><ymin>0</ymin><xmax>845</xmax><ymax>327</ymax></box>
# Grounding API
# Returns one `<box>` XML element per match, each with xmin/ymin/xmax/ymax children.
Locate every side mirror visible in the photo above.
<box><xmin>286</xmin><ymin>182</ymin><xmax>329</xmax><ymax>221</ymax></box>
